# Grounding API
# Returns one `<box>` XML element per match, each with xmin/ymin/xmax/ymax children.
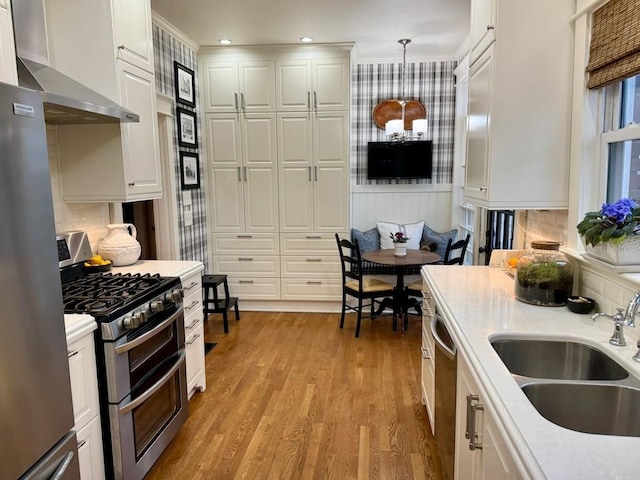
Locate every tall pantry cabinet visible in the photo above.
<box><xmin>200</xmin><ymin>46</ymin><xmax>351</xmax><ymax>303</ymax></box>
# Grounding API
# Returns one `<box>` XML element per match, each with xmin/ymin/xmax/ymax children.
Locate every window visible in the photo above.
<box><xmin>604</xmin><ymin>74</ymin><xmax>640</xmax><ymax>202</ymax></box>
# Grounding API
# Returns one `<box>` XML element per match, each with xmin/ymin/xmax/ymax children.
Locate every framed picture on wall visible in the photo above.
<box><xmin>179</xmin><ymin>151</ymin><xmax>200</xmax><ymax>189</ymax></box>
<box><xmin>176</xmin><ymin>107</ymin><xmax>198</xmax><ymax>148</ymax></box>
<box><xmin>174</xmin><ymin>61</ymin><xmax>196</xmax><ymax>107</ymax></box>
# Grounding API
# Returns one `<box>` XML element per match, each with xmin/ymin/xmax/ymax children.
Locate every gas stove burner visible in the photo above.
<box><xmin>61</xmin><ymin>272</ymin><xmax>181</xmax><ymax>321</ymax></box>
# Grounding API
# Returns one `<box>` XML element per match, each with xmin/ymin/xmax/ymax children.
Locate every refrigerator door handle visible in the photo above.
<box><xmin>49</xmin><ymin>451</ymin><xmax>75</xmax><ymax>480</ymax></box>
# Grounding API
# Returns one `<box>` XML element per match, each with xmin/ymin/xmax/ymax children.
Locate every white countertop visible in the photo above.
<box><xmin>111</xmin><ymin>260</ymin><xmax>204</xmax><ymax>279</ymax></box>
<box><xmin>64</xmin><ymin>313</ymin><xmax>97</xmax><ymax>344</ymax></box>
<box><xmin>422</xmin><ymin>265</ymin><xmax>640</xmax><ymax>480</ymax></box>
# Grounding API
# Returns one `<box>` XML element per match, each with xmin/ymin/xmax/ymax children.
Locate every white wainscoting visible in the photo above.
<box><xmin>351</xmin><ymin>184</ymin><xmax>453</xmax><ymax>231</ymax></box>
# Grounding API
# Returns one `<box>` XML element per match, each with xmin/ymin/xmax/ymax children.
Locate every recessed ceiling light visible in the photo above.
<box><xmin>219</xmin><ymin>39</ymin><xmax>232</xmax><ymax>45</ymax></box>
<box><xmin>300</xmin><ymin>37</ymin><xmax>313</xmax><ymax>43</ymax></box>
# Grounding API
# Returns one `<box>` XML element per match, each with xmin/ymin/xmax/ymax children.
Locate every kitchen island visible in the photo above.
<box><xmin>421</xmin><ymin>265</ymin><xmax>640</xmax><ymax>479</ymax></box>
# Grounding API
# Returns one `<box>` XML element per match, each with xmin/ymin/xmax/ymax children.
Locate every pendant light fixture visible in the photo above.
<box><xmin>372</xmin><ymin>38</ymin><xmax>427</xmax><ymax>139</ymax></box>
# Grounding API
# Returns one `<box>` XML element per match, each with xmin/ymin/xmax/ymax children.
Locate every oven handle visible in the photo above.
<box><xmin>118</xmin><ymin>349</ymin><xmax>186</xmax><ymax>415</ymax></box>
<box><xmin>431</xmin><ymin>314</ymin><xmax>456</xmax><ymax>360</ymax></box>
<box><xmin>115</xmin><ymin>308</ymin><xmax>182</xmax><ymax>355</ymax></box>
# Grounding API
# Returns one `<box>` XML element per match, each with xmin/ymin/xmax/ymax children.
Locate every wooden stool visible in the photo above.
<box><xmin>202</xmin><ymin>274</ymin><xmax>239</xmax><ymax>334</ymax></box>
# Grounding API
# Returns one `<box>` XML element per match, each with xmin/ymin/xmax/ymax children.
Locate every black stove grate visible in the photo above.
<box><xmin>61</xmin><ymin>272</ymin><xmax>178</xmax><ymax>319</ymax></box>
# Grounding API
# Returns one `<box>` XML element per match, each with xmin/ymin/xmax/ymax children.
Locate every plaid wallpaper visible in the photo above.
<box><xmin>351</xmin><ymin>61</ymin><xmax>457</xmax><ymax>185</ymax></box>
<box><xmin>152</xmin><ymin>24</ymin><xmax>208</xmax><ymax>270</ymax></box>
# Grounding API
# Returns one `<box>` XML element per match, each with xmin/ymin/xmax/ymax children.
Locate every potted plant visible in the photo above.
<box><xmin>577</xmin><ymin>198</ymin><xmax>640</xmax><ymax>266</ymax></box>
<box><xmin>390</xmin><ymin>231</ymin><xmax>409</xmax><ymax>257</ymax></box>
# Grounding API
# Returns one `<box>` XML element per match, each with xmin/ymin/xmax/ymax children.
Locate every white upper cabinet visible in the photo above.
<box><xmin>207</xmin><ymin>112</ymin><xmax>279</xmax><ymax>232</ymax></box>
<box><xmin>45</xmin><ymin>0</ymin><xmax>162</xmax><ymax>202</ymax></box>
<box><xmin>112</xmin><ymin>0</ymin><xmax>154</xmax><ymax>73</ymax></box>
<box><xmin>202</xmin><ymin>60</ymin><xmax>276</xmax><ymax>113</ymax></box>
<box><xmin>276</xmin><ymin>57</ymin><xmax>350</xmax><ymax>111</ymax></box>
<box><xmin>0</xmin><ymin>0</ymin><xmax>18</xmax><ymax>85</ymax></box>
<box><xmin>278</xmin><ymin>110</ymin><xmax>349</xmax><ymax>232</ymax></box>
<box><xmin>469</xmin><ymin>0</ymin><xmax>496</xmax><ymax>65</ymax></box>
<box><xmin>463</xmin><ymin>0</ymin><xmax>573</xmax><ymax>209</ymax></box>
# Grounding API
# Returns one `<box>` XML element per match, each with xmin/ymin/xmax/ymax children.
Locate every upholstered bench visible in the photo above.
<box><xmin>351</xmin><ymin>220</ymin><xmax>458</xmax><ymax>275</ymax></box>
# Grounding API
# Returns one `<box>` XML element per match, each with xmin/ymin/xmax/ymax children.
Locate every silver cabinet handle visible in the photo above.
<box><xmin>241</xmin><ymin>93</ymin><xmax>246</xmax><ymax>110</ymax></box>
<box><xmin>239</xmin><ymin>280</ymin><xmax>254</xmax><ymax>284</ymax></box>
<box><xmin>237</xmin><ymin>234</ymin><xmax>252</xmax><ymax>238</ymax></box>
<box><xmin>67</xmin><ymin>349</ymin><xmax>78</xmax><ymax>358</ymax></box>
<box><xmin>186</xmin><ymin>318</ymin><xmax>200</xmax><ymax>330</ymax></box>
<box><xmin>237</xmin><ymin>167</ymin><xmax>242</xmax><ymax>182</ymax></box>
<box><xmin>183</xmin><ymin>281</ymin><xmax>198</xmax><ymax>292</ymax></box>
<box><xmin>306</xmin><ymin>258</ymin><xmax>322</xmax><ymax>262</ymax></box>
<box><xmin>186</xmin><ymin>333</ymin><xmax>201</xmax><ymax>345</ymax></box>
<box><xmin>307</xmin><ymin>91</ymin><xmax>311</xmax><ymax>110</ymax></box>
<box><xmin>466</xmin><ymin>394</ymin><xmax>484</xmax><ymax>450</ymax></box>
<box><xmin>117</xmin><ymin>45</ymin><xmax>125</xmax><ymax>50</ymax></box>
<box><xmin>306</xmin><ymin>234</ymin><xmax>321</xmax><ymax>239</ymax></box>
<box><xmin>185</xmin><ymin>299</ymin><xmax>199</xmax><ymax>311</ymax></box>
<box><xmin>308</xmin><ymin>166</ymin><xmax>312</xmax><ymax>181</ymax></box>
<box><xmin>420</xmin><ymin>346</ymin><xmax>431</xmax><ymax>359</ymax></box>
<box><xmin>314</xmin><ymin>166</ymin><xmax>318</xmax><ymax>181</ymax></box>
<box><xmin>234</xmin><ymin>93</ymin><xmax>238</xmax><ymax>110</ymax></box>
<box><xmin>238</xmin><ymin>257</ymin><xmax>253</xmax><ymax>261</ymax></box>
<box><xmin>128</xmin><ymin>182</ymin><xmax>135</xmax><ymax>187</ymax></box>
<box><xmin>77</xmin><ymin>440</ymin><xmax>87</xmax><ymax>449</ymax></box>
<box><xmin>244</xmin><ymin>166</ymin><xmax>248</xmax><ymax>182</ymax></box>
<box><xmin>313</xmin><ymin>91</ymin><xmax>318</xmax><ymax>110</ymax></box>
<box><xmin>486</xmin><ymin>25</ymin><xmax>495</xmax><ymax>30</ymax></box>
<box><xmin>307</xmin><ymin>280</ymin><xmax>322</xmax><ymax>285</ymax></box>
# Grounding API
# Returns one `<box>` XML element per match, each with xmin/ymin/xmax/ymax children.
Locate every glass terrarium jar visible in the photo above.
<box><xmin>515</xmin><ymin>241</ymin><xmax>573</xmax><ymax>306</ymax></box>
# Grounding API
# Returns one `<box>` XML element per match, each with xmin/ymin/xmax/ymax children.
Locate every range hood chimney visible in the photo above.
<box><xmin>11</xmin><ymin>0</ymin><xmax>139</xmax><ymax>124</ymax></box>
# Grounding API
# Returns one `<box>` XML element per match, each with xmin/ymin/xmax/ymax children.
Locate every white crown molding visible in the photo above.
<box><xmin>353</xmin><ymin>54</ymin><xmax>458</xmax><ymax>64</ymax></box>
<box><xmin>152</xmin><ymin>11</ymin><xmax>200</xmax><ymax>53</ymax></box>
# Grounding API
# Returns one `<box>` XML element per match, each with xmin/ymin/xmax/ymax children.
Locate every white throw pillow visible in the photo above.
<box><xmin>376</xmin><ymin>220</ymin><xmax>424</xmax><ymax>250</ymax></box>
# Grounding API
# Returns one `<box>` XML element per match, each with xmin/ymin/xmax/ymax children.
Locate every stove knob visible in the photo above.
<box><xmin>122</xmin><ymin>316</ymin><xmax>136</xmax><ymax>330</ymax></box>
<box><xmin>170</xmin><ymin>288</ymin><xmax>184</xmax><ymax>303</ymax></box>
<box><xmin>133</xmin><ymin>310</ymin><xmax>147</xmax><ymax>326</ymax></box>
<box><xmin>150</xmin><ymin>300</ymin><xmax>164</xmax><ymax>313</ymax></box>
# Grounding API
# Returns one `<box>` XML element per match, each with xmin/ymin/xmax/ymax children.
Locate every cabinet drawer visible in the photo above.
<box><xmin>68</xmin><ymin>334</ymin><xmax>99</xmax><ymax>432</ymax></box>
<box><xmin>211</xmin><ymin>233</ymin><xmax>279</xmax><ymax>254</ymax></box>
<box><xmin>181</xmin><ymin>274</ymin><xmax>202</xmax><ymax>300</ymax></box>
<box><xmin>281</xmin><ymin>278</ymin><xmax>342</xmax><ymax>300</ymax></box>
<box><xmin>184</xmin><ymin>310</ymin><xmax>203</xmax><ymax>334</ymax></box>
<box><xmin>280</xmin><ymin>255</ymin><xmax>341</xmax><ymax>277</ymax></box>
<box><xmin>280</xmin><ymin>232</ymin><xmax>348</xmax><ymax>255</ymax></box>
<box><xmin>76</xmin><ymin>415</ymin><xmax>105</xmax><ymax>480</ymax></box>
<box><xmin>227</xmin><ymin>277</ymin><xmax>281</xmax><ymax>299</ymax></box>
<box><xmin>213</xmin><ymin>255</ymin><xmax>280</xmax><ymax>276</ymax></box>
<box><xmin>185</xmin><ymin>323</ymin><xmax>205</xmax><ymax>391</ymax></box>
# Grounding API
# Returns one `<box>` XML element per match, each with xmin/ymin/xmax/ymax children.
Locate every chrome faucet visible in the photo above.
<box><xmin>592</xmin><ymin>308</ymin><xmax>629</xmax><ymax>346</ymax></box>
<box><xmin>623</xmin><ymin>289</ymin><xmax>640</xmax><ymax>328</ymax></box>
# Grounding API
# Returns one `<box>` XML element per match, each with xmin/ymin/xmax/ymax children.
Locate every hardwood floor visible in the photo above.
<box><xmin>146</xmin><ymin>310</ymin><xmax>444</xmax><ymax>480</ymax></box>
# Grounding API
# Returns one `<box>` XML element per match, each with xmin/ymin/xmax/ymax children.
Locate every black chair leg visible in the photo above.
<box><xmin>355</xmin><ymin>297</ymin><xmax>363</xmax><ymax>337</ymax></box>
<box><xmin>340</xmin><ymin>290</ymin><xmax>347</xmax><ymax>329</ymax></box>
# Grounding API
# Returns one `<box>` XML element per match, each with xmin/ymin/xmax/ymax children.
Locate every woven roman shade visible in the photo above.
<box><xmin>586</xmin><ymin>0</ymin><xmax>640</xmax><ymax>89</ymax></box>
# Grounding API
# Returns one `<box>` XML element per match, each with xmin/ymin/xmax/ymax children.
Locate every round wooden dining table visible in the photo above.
<box><xmin>361</xmin><ymin>248</ymin><xmax>440</xmax><ymax>331</ymax></box>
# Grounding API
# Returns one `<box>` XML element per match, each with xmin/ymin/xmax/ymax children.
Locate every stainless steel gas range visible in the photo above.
<box><xmin>57</xmin><ymin>231</ymin><xmax>188</xmax><ymax>480</ymax></box>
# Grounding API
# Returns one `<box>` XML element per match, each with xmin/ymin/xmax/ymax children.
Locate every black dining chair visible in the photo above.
<box><xmin>335</xmin><ymin>233</ymin><xmax>395</xmax><ymax>337</ymax></box>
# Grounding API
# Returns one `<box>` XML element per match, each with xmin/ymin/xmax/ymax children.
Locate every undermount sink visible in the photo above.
<box><xmin>522</xmin><ymin>383</ymin><xmax>640</xmax><ymax>437</ymax></box>
<box><xmin>490</xmin><ymin>338</ymin><xmax>629</xmax><ymax>381</ymax></box>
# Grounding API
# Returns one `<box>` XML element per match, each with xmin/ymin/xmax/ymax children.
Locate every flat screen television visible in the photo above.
<box><xmin>366</xmin><ymin>141</ymin><xmax>433</xmax><ymax>180</ymax></box>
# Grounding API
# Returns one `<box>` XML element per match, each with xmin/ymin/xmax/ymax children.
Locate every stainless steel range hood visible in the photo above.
<box><xmin>11</xmin><ymin>0</ymin><xmax>139</xmax><ymax>124</ymax></box>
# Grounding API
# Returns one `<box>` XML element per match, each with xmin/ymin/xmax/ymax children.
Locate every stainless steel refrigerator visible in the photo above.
<box><xmin>0</xmin><ymin>82</ymin><xmax>80</xmax><ymax>479</ymax></box>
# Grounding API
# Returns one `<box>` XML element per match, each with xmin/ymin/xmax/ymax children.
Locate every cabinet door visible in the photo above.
<box><xmin>202</xmin><ymin>62</ymin><xmax>240</xmax><ymax>112</ymax></box>
<box><xmin>276</xmin><ymin>59</ymin><xmax>312</xmax><ymax>111</ymax></box>
<box><xmin>76</xmin><ymin>417</ymin><xmax>106</xmax><ymax>480</ymax></box>
<box><xmin>482</xmin><ymin>412</ymin><xmax>519</xmax><ymax>480</ymax></box>
<box><xmin>117</xmin><ymin>60</ymin><xmax>162</xmax><ymax>199</ymax></box>
<box><xmin>243</xmin><ymin>113</ymin><xmax>279</xmax><ymax>232</ymax></box>
<box><xmin>112</xmin><ymin>0</ymin><xmax>154</xmax><ymax>73</ymax></box>
<box><xmin>470</xmin><ymin>0</ymin><xmax>496</xmax><ymax>64</ymax></box>
<box><xmin>206</xmin><ymin>113</ymin><xmax>245</xmax><ymax>231</ymax></box>
<box><xmin>312</xmin><ymin>58</ymin><xmax>350</xmax><ymax>111</ymax></box>
<box><xmin>0</xmin><ymin>3</ymin><xmax>18</xmax><ymax>85</ymax></box>
<box><xmin>313</xmin><ymin>111</ymin><xmax>349</xmax><ymax>232</ymax></box>
<box><xmin>239</xmin><ymin>61</ymin><xmax>276</xmax><ymax>112</ymax></box>
<box><xmin>455</xmin><ymin>358</ymin><xmax>483</xmax><ymax>480</ymax></box>
<box><xmin>465</xmin><ymin>47</ymin><xmax>493</xmax><ymax>203</ymax></box>
<box><xmin>68</xmin><ymin>335</ymin><xmax>100</xmax><ymax>432</ymax></box>
<box><xmin>278</xmin><ymin>112</ymin><xmax>314</xmax><ymax>232</ymax></box>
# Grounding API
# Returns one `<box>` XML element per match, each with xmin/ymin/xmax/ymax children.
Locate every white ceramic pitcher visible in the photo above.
<box><xmin>98</xmin><ymin>223</ymin><xmax>141</xmax><ymax>266</ymax></box>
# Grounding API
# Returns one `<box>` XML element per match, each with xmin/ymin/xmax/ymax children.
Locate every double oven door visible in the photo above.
<box><xmin>102</xmin><ymin>303</ymin><xmax>188</xmax><ymax>480</ymax></box>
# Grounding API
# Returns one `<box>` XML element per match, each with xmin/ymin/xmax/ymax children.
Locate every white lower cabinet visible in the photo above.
<box><xmin>455</xmin><ymin>353</ymin><xmax>520</xmax><ymax>480</ymax></box>
<box><xmin>420</xmin><ymin>289</ymin><xmax>436</xmax><ymax>434</ymax></box>
<box><xmin>67</xmin><ymin>321</ymin><xmax>105</xmax><ymax>480</ymax></box>
<box><xmin>180</xmin><ymin>269</ymin><xmax>206</xmax><ymax>398</ymax></box>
